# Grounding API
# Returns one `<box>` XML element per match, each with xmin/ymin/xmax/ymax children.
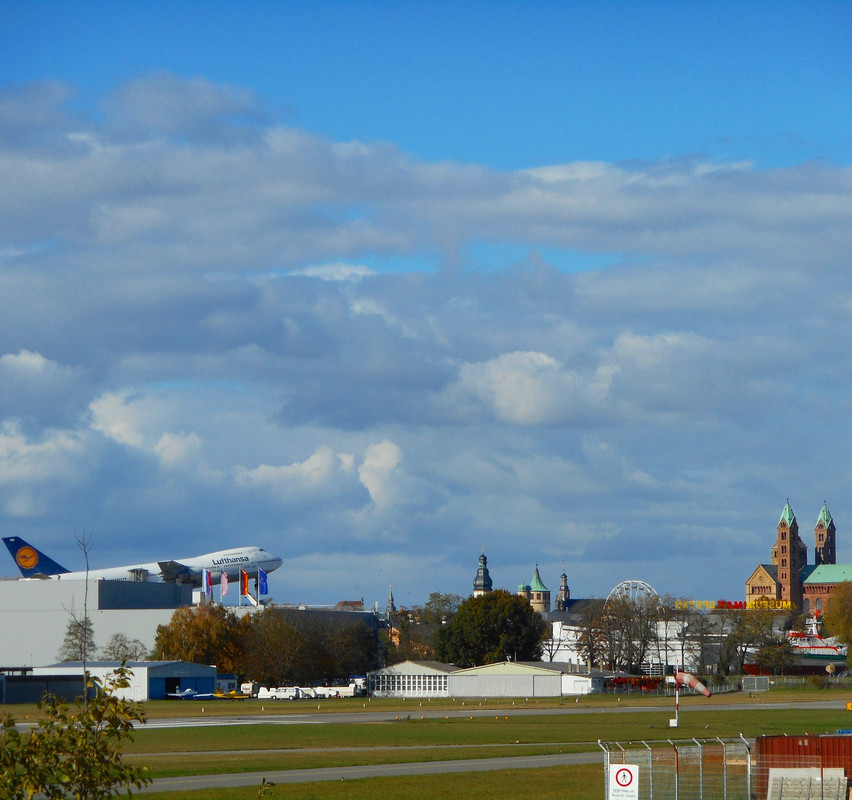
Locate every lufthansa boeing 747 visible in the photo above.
<box><xmin>2</xmin><ymin>536</ymin><xmax>282</xmax><ymax>587</ymax></box>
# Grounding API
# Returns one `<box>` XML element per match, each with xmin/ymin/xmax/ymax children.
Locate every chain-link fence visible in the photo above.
<box><xmin>601</xmin><ymin>737</ymin><xmax>753</xmax><ymax>800</ymax></box>
<box><xmin>601</xmin><ymin>737</ymin><xmax>851</xmax><ymax>800</ymax></box>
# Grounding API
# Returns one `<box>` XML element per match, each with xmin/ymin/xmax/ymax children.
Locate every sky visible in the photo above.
<box><xmin>1</xmin><ymin>2</ymin><xmax>851</xmax><ymax>610</ymax></box>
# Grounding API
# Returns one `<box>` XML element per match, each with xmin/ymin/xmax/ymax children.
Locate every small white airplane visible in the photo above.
<box><xmin>2</xmin><ymin>536</ymin><xmax>282</xmax><ymax>588</ymax></box>
<box><xmin>166</xmin><ymin>688</ymin><xmax>213</xmax><ymax>700</ymax></box>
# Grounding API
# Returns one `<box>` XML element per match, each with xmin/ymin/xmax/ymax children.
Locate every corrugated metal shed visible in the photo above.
<box><xmin>449</xmin><ymin>661</ymin><xmax>562</xmax><ymax>698</ymax></box>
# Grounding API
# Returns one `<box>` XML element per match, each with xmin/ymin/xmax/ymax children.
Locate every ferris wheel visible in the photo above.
<box><xmin>606</xmin><ymin>579</ymin><xmax>659</xmax><ymax>604</ymax></box>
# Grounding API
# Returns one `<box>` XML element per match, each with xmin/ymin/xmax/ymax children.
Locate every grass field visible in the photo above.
<box><xmin>7</xmin><ymin>686</ymin><xmax>852</xmax><ymax>798</ymax></box>
<box><xmin>139</xmin><ymin>764</ymin><xmax>605</xmax><ymax>800</ymax></box>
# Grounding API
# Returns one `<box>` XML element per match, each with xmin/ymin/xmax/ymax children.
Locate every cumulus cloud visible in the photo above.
<box><xmin>234</xmin><ymin>446</ymin><xmax>355</xmax><ymax>495</ymax></box>
<box><xmin>101</xmin><ymin>73</ymin><xmax>268</xmax><ymax>143</ymax></box>
<box><xmin>439</xmin><ymin>351</ymin><xmax>613</xmax><ymax>425</ymax></box>
<box><xmin>358</xmin><ymin>440</ymin><xmax>403</xmax><ymax>507</ymax></box>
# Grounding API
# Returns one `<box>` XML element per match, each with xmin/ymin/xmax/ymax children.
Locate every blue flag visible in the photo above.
<box><xmin>202</xmin><ymin>568</ymin><xmax>211</xmax><ymax>596</ymax></box>
<box><xmin>258</xmin><ymin>567</ymin><xmax>268</xmax><ymax>596</ymax></box>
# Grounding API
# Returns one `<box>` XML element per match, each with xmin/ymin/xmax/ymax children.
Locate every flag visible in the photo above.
<box><xmin>240</xmin><ymin>569</ymin><xmax>249</xmax><ymax>596</ymax></box>
<box><xmin>221</xmin><ymin>570</ymin><xmax>229</xmax><ymax>597</ymax></box>
<box><xmin>202</xmin><ymin>568</ymin><xmax>211</xmax><ymax>596</ymax></box>
<box><xmin>258</xmin><ymin>568</ymin><xmax>268</xmax><ymax>596</ymax></box>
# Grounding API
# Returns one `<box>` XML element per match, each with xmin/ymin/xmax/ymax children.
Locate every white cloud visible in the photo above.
<box><xmin>0</xmin><ymin>420</ymin><xmax>84</xmax><ymax>483</ymax></box>
<box><xmin>358</xmin><ymin>440</ymin><xmax>402</xmax><ymax>507</ymax></box>
<box><xmin>440</xmin><ymin>351</ymin><xmax>611</xmax><ymax>425</ymax></box>
<box><xmin>292</xmin><ymin>262</ymin><xmax>375</xmax><ymax>282</ymax></box>
<box><xmin>89</xmin><ymin>392</ymin><xmax>147</xmax><ymax>447</ymax></box>
<box><xmin>0</xmin><ymin>420</ymin><xmax>87</xmax><ymax>517</ymax></box>
<box><xmin>235</xmin><ymin>446</ymin><xmax>354</xmax><ymax>493</ymax></box>
<box><xmin>153</xmin><ymin>432</ymin><xmax>202</xmax><ymax>466</ymax></box>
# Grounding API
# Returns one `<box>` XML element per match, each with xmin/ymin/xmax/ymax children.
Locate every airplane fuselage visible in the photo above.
<box><xmin>1</xmin><ymin>536</ymin><xmax>282</xmax><ymax>587</ymax></box>
<box><xmin>56</xmin><ymin>547</ymin><xmax>282</xmax><ymax>585</ymax></box>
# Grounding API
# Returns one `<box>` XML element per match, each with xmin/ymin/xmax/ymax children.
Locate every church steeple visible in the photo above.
<box><xmin>555</xmin><ymin>564</ymin><xmax>570</xmax><ymax>610</ymax></box>
<box><xmin>473</xmin><ymin>550</ymin><xmax>493</xmax><ymax>596</ymax></box>
<box><xmin>815</xmin><ymin>502</ymin><xmax>837</xmax><ymax>566</ymax></box>
<box><xmin>777</xmin><ymin>499</ymin><xmax>803</xmax><ymax>610</ymax></box>
<box><xmin>519</xmin><ymin>565</ymin><xmax>550</xmax><ymax>614</ymax></box>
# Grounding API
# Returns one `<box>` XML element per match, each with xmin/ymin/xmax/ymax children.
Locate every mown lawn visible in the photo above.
<box><xmin>139</xmin><ymin>763</ymin><xmax>605</xmax><ymax>800</ymax></box>
<box><xmin>125</xmin><ymin>705</ymin><xmax>852</xmax><ymax>778</ymax></box>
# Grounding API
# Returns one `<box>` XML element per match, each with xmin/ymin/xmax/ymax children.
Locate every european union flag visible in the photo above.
<box><xmin>258</xmin><ymin>567</ymin><xmax>268</xmax><ymax>596</ymax></box>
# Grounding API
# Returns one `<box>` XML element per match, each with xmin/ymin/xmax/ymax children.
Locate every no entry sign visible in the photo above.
<box><xmin>608</xmin><ymin>764</ymin><xmax>639</xmax><ymax>800</ymax></box>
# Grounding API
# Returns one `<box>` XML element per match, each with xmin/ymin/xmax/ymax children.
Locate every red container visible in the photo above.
<box><xmin>755</xmin><ymin>735</ymin><xmax>852</xmax><ymax>798</ymax></box>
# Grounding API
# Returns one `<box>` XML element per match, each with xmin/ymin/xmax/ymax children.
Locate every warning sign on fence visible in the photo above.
<box><xmin>608</xmin><ymin>764</ymin><xmax>639</xmax><ymax>800</ymax></box>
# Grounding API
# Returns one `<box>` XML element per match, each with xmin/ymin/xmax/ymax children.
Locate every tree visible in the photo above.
<box><xmin>152</xmin><ymin>603</ymin><xmax>249</xmax><ymax>673</ymax></box>
<box><xmin>574</xmin><ymin>600</ymin><xmax>603</xmax><ymax>668</ymax></box>
<box><xmin>101</xmin><ymin>633</ymin><xmax>148</xmax><ymax>662</ymax></box>
<box><xmin>717</xmin><ymin>608</ymin><xmax>778</xmax><ymax>675</ymax></box>
<box><xmin>323</xmin><ymin>621</ymin><xmax>381</xmax><ymax>680</ymax></box>
<box><xmin>57</xmin><ymin>615</ymin><xmax>97</xmax><ymax>663</ymax></box>
<box><xmin>754</xmin><ymin>637</ymin><xmax>796</xmax><ymax>675</ymax></box>
<box><xmin>678</xmin><ymin>607</ymin><xmax>717</xmax><ymax>674</ymax></box>
<box><xmin>422</xmin><ymin>592</ymin><xmax>463</xmax><ymax>625</ymax></box>
<box><xmin>385</xmin><ymin>605</ymin><xmax>439</xmax><ymax>664</ymax></box>
<box><xmin>433</xmin><ymin>589</ymin><xmax>548</xmax><ymax>667</ymax></box>
<box><xmin>592</xmin><ymin>594</ymin><xmax>661</xmax><ymax>673</ymax></box>
<box><xmin>0</xmin><ymin>666</ymin><xmax>150</xmax><ymax>799</ymax></box>
<box><xmin>823</xmin><ymin>582</ymin><xmax>852</xmax><ymax>651</ymax></box>
<box><xmin>242</xmin><ymin>608</ymin><xmax>314</xmax><ymax>686</ymax></box>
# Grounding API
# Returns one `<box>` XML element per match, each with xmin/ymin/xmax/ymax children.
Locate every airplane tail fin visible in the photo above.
<box><xmin>2</xmin><ymin>536</ymin><xmax>70</xmax><ymax>578</ymax></box>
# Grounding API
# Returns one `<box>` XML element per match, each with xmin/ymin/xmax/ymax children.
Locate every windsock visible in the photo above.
<box><xmin>675</xmin><ymin>671</ymin><xmax>712</xmax><ymax>698</ymax></box>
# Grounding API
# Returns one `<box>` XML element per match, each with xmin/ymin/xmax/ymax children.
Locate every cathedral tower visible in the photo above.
<box><xmin>815</xmin><ymin>502</ymin><xmax>837</xmax><ymax>566</ymax></box>
<box><xmin>776</xmin><ymin>500</ymin><xmax>804</xmax><ymax>609</ymax></box>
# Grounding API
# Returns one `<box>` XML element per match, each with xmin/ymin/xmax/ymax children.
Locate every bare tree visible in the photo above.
<box><xmin>101</xmin><ymin>633</ymin><xmax>149</xmax><ymax>661</ymax></box>
<box><xmin>594</xmin><ymin>594</ymin><xmax>661</xmax><ymax>673</ymax></box>
<box><xmin>57</xmin><ymin>614</ymin><xmax>97</xmax><ymax>662</ymax></box>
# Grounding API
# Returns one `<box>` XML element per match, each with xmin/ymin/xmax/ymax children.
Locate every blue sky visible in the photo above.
<box><xmin>1</xmin><ymin>2</ymin><xmax>851</xmax><ymax>613</ymax></box>
<box><xmin>4</xmin><ymin>2</ymin><xmax>850</xmax><ymax>170</ymax></box>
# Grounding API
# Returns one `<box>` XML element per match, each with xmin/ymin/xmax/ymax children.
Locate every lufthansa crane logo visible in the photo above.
<box><xmin>16</xmin><ymin>546</ymin><xmax>38</xmax><ymax>570</ymax></box>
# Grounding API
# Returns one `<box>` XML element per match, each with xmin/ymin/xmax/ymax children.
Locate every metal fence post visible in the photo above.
<box><xmin>598</xmin><ymin>740</ymin><xmax>610</xmax><ymax>799</ymax></box>
<box><xmin>668</xmin><ymin>740</ymin><xmax>679</xmax><ymax>800</ymax></box>
<box><xmin>739</xmin><ymin>733</ymin><xmax>751</xmax><ymax>800</ymax></box>
<box><xmin>716</xmin><ymin>737</ymin><xmax>727</xmax><ymax>800</ymax></box>
<box><xmin>692</xmin><ymin>738</ymin><xmax>704</xmax><ymax>800</ymax></box>
<box><xmin>643</xmin><ymin>741</ymin><xmax>653</xmax><ymax>800</ymax></box>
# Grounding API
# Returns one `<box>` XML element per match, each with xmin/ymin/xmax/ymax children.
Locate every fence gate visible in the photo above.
<box><xmin>600</xmin><ymin>737</ymin><xmax>752</xmax><ymax>800</ymax></box>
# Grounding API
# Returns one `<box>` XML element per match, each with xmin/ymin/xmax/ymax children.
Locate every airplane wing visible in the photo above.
<box><xmin>157</xmin><ymin>561</ymin><xmax>198</xmax><ymax>583</ymax></box>
<box><xmin>166</xmin><ymin>690</ymin><xmax>214</xmax><ymax>699</ymax></box>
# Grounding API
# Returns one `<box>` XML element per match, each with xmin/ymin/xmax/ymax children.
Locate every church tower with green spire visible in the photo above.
<box><xmin>776</xmin><ymin>500</ymin><xmax>804</xmax><ymax>609</ymax></box>
<box><xmin>815</xmin><ymin>502</ymin><xmax>837</xmax><ymax>566</ymax></box>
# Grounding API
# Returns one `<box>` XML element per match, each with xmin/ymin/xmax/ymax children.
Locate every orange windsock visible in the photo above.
<box><xmin>675</xmin><ymin>670</ymin><xmax>712</xmax><ymax>698</ymax></box>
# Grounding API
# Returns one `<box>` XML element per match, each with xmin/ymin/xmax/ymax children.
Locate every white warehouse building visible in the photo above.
<box><xmin>0</xmin><ymin>579</ymin><xmax>194</xmax><ymax>667</ymax></box>
<box><xmin>368</xmin><ymin>660</ymin><xmax>608</xmax><ymax>698</ymax></box>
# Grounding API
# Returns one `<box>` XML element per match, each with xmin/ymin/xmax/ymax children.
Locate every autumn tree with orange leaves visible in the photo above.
<box><xmin>152</xmin><ymin>603</ymin><xmax>250</xmax><ymax>673</ymax></box>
